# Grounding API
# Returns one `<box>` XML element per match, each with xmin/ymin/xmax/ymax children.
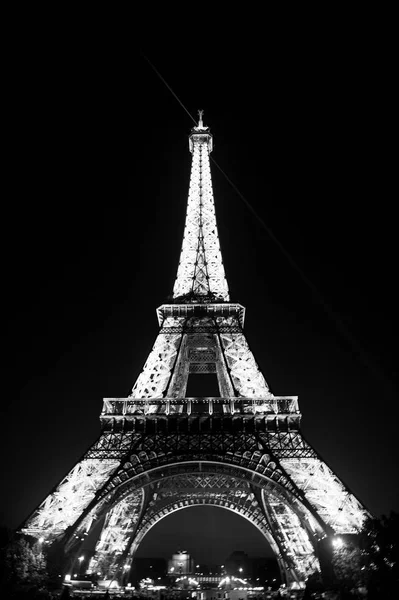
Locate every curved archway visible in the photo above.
<box><xmin>84</xmin><ymin>464</ymin><xmax>322</xmax><ymax>586</ymax></box>
<box><xmin>134</xmin><ymin>504</ymin><xmax>280</xmax><ymax>586</ymax></box>
<box><xmin>64</xmin><ymin>444</ymin><xmax>330</xmax><ymax>568</ymax></box>
<box><xmin>131</xmin><ymin>490</ymin><xmax>280</xmax><ymax>560</ymax></box>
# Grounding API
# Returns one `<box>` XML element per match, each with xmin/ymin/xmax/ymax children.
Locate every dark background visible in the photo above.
<box><xmin>4</xmin><ymin>34</ymin><xmax>397</xmax><ymax>565</ymax></box>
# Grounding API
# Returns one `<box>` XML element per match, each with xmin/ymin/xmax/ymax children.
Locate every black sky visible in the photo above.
<box><xmin>5</xmin><ymin>37</ymin><xmax>398</xmax><ymax>564</ymax></box>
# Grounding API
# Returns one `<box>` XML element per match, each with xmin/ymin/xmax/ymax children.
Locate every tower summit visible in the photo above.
<box><xmin>19</xmin><ymin>116</ymin><xmax>369</xmax><ymax>590</ymax></box>
<box><xmin>174</xmin><ymin>111</ymin><xmax>229</xmax><ymax>302</ymax></box>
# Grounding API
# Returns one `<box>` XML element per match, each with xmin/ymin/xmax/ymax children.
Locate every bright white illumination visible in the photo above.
<box><xmin>23</xmin><ymin>459</ymin><xmax>119</xmax><ymax>539</ymax></box>
<box><xmin>332</xmin><ymin>537</ymin><xmax>344</xmax><ymax>548</ymax></box>
<box><xmin>65</xmin><ymin>574</ymin><xmax>71</xmax><ymax>582</ymax></box>
<box><xmin>173</xmin><ymin>121</ymin><xmax>229</xmax><ymax>301</ymax></box>
<box><xmin>130</xmin><ymin>319</ymin><xmax>181</xmax><ymax>398</ymax></box>
<box><xmin>281</xmin><ymin>458</ymin><xmax>369</xmax><ymax>534</ymax></box>
<box><xmin>261</xmin><ymin>488</ymin><xmax>320</xmax><ymax>580</ymax></box>
<box><xmin>87</xmin><ymin>491</ymin><xmax>143</xmax><ymax>575</ymax></box>
<box><xmin>220</xmin><ymin>327</ymin><xmax>271</xmax><ymax>396</ymax></box>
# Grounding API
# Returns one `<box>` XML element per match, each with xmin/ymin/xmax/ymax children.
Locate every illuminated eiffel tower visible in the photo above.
<box><xmin>21</xmin><ymin>112</ymin><xmax>369</xmax><ymax>588</ymax></box>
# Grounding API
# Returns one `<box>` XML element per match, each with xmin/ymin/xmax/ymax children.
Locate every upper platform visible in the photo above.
<box><xmin>157</xmin><ymin>302</ymin><xmax>245</xmax><ymax>328</ymax></box>
<box><xmin>189</xmin><ymin>111</ymin><xmax>213</xmax><ymax>153</ymax></box>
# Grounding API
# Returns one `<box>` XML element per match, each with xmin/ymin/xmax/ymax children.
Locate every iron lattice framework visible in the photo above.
<box><xmin>21</xmin><ymin>113</ymin><xmax>369</xmax><ymax>587</ymax></box>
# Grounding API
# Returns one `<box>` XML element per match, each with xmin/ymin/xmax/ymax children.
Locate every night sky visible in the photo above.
<box><xmin>5</xmin><ymin>40</ymin><xmax>397</xmax><ymax>565</ymax></box>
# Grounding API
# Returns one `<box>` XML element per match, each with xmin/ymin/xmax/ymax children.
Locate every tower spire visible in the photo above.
<box><xmin>198</xmin><ymin>109</ymin><xmax>204</xmax><ymax>128</ymax></box>
<box><xmin>173</xmin><ymin>114</ymin><xmax>229</xmax><ymax>302</ymax></box>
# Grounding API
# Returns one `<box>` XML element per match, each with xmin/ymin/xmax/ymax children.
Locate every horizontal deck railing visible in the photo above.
<box><xmin>101</xmin><ymin>396</ymin><xmax>300</xmax><ymax>416</ymax></box>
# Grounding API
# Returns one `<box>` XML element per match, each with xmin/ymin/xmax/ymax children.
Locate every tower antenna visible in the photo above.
<box><xmin>198</xmin><ymin>109</ymin><xmax>204</xmax><ymax>128</ymax></box>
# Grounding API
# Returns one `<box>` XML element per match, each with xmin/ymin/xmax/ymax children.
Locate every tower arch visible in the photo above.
<box><xmin>67</xmin><ymin>458</ymin><xmax>326</xmax><ymax>587</ymax></box>
<box><xmin>132</xmin><ymin>502</ymin><xmax>281</xmax><ymax>577</ymax></box>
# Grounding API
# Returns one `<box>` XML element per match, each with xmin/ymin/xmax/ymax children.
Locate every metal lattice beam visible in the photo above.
<box><xmin>281</xmin><ymin>458</ymin><xmax>368</xmax><ymax>533</ymax></box>
<box><xmin>22</xmin><ymin>459</ymin><xmax>119</xmax><ymax>541</ymax></box>
<box><xmin>173</xmin><ymin>122</ymin><xmax>229</xmax><ymax>301</ymax></box>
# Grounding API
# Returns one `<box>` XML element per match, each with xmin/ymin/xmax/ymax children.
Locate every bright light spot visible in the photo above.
<box><xmin>124</xmin><ymin>564</ymin><xmax>130</xmax><ymax>570</ymax></box>
<box><xmin>78</xmin><ymin>555</ymin><xmax>84</xmax><ymax>562</ymax></box>
<box><xmin>219</xmin><ymin>577</ymin><xmax>231</xmax><ymax>587</ymax></box>
<box><xmin>65</xmin><ymin>574</ymin><xmax>71</xmax><ymax>582</ymax></box>
<box><xmin>332</xmin><ymin>536</ymin><xmax>344</xmax><ymax>548</ymax></box>
<box><xmin>39</xmin><ymin>537</ymin><xmax>44</xmax><ymax>543</ymax></box>
<box><xmin>291</xmin><ymin>582</ymin><xmax>301</xmax><ymax>590</ymax></box>
<box><xmin>239</xmin><ymin>567</ymin><xmax>243</xmax><ymax>572</ymax></box>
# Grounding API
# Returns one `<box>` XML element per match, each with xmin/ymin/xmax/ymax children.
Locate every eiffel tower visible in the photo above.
<box><xmin>21</xmin><ymin>112</ymin><xmax>369</xmax><ymax>588</ymax></box>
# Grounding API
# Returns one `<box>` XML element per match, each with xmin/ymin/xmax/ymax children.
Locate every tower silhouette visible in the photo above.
<box><xmin>21</xmin><ymin>113</ymin><xmax>369</xmax><ymax>588</ymax></box>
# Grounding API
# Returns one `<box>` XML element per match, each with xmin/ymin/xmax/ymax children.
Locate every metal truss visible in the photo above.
<box><xmin>90</xmin><ymin>440</ymin><xmax>309</xmax><ymax>512</ymax></box>
<box><xmin>88</xmin><ymin>490</ymin><xmax>144</xmax><ymax>578</ymax></box>
<box><xmin>131</xmin><ymin>475</ymin><xmax>278</xmax><ymax>555</ymax></box>
<box><xmin>64</xmin><ymin>421</ymin><xmax>312</xmax><ymax>464</ymax></box>
<box><xmin>85</xmin><ymin>432</ymin><xmax>142</xmax><ymax>460</ymax></box>
<box><xmin>262</xmin><ymin>489</ymin><xmax>320</xmax><ymax>582</ymax></box>
<box><xmin>258</xmin><ymin>432</ymin><xmax>318</xmax><ymax>459</ymax></box>
<box><xmin>173</xmin><ymin>122</ymin><xmax>229</xmax><ymax>301</ymax></box>
<box><xmin>22</xmin><ymin>459</ymin><xmax>119</xmax><ymax>541</ymax></box>
<box><xmin>127</xmin><ymin>312</ymin><xmax>272</xmax><ymax>403</ymax></box>
<box><xmin>281</xmin><ymin>458</ymin><xmax>368</xmax><ymax>533</ymax></box>
<box><xmin>219</xmin><ymin>319</ymin><xmax>271</xmax><ymax>398</ymax></box>
<box><xmin>130</xmin><ymin>317</ymin><xmax>182</xmax><ymax>400</ymax></box>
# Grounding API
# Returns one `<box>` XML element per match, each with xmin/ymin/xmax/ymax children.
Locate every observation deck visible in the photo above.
<box><xmin>100</xmin><ymin>396</ymin><xmax>301</xmax><ymax>433</ymax></box>
<box><xmin>157</xmin><ymin>303</ymin><xmax>245</xmax><ymax>327</ymax></box>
